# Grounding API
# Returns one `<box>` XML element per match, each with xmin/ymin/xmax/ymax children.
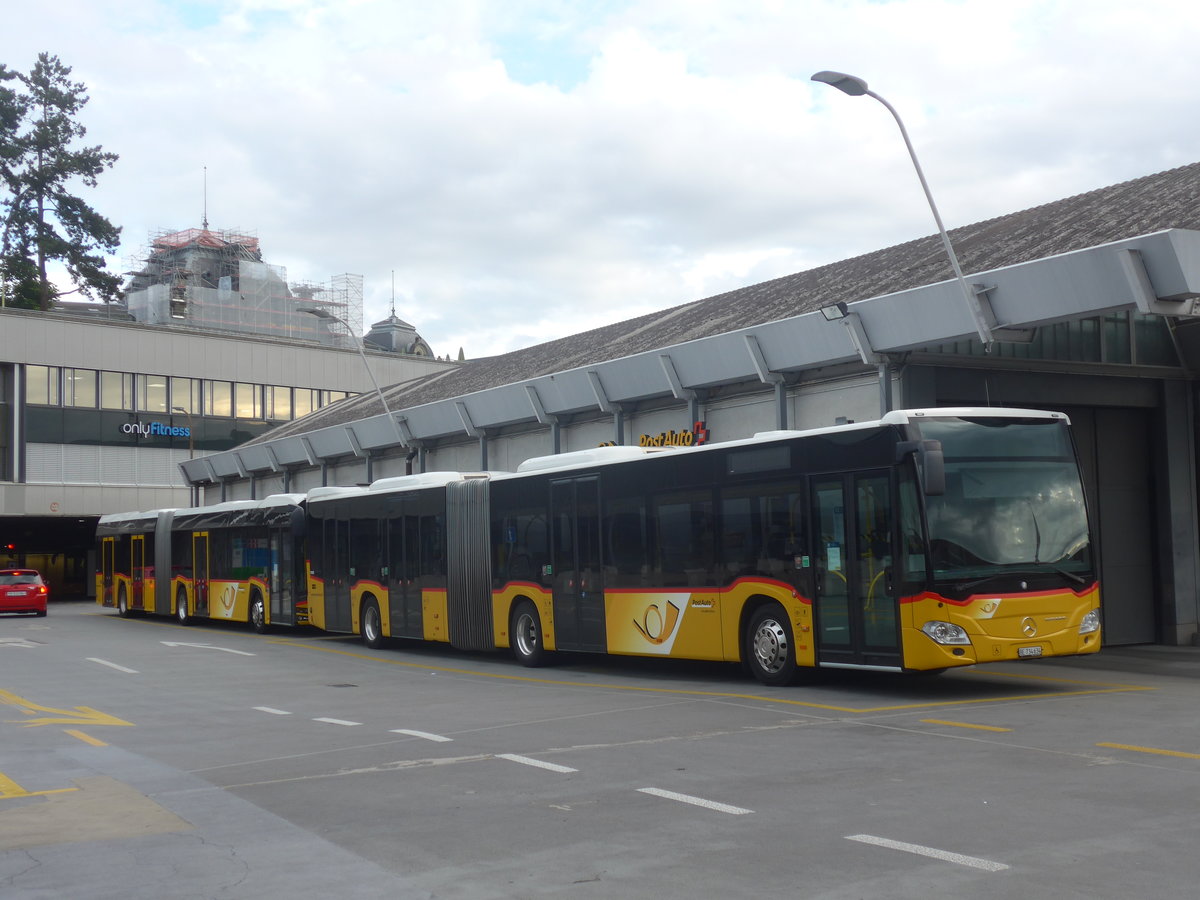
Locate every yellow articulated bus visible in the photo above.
<box><xmin>302</xmin><ymin>407</ymin><xmax>1100</xmax><ymax>684</ymax></box>
<box><xmin>96</xmin><ymin>496</ymin><xmax>309</xmax><ymax>631</ymax></box>
<box><xmin>101</xmin><ymin>408</ymin><xmax>1101</xmax><ymax>684</ymax></box>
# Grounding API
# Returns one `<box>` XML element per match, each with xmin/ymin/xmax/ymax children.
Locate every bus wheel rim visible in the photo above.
<box><xmin>753</xmin><ymin>619</ymin><xmax>789</xmax><ymax>673</ymax></box>
<box><xmin>516</xmin><ymin>612</ymin><xmax>537</xmax><ymax>656</ymax></box>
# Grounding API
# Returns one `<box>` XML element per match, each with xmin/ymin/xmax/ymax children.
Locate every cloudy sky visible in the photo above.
<box><xmin>3</xmin><ymin>0</ymin><xmax>1198</xmax><ymax>359</ymax></box>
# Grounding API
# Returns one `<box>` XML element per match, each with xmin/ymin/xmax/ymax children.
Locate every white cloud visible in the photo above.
<box><xmin>3</xmin><ymin>0</ymin><xmax>1198</xmax><ymax>358</ymax></box>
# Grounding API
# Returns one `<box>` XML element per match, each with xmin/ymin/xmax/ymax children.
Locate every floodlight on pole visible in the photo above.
<box><xmin>811</xmin><ymin>70</ymin><xmax>994</xmax><ymax>347</ymax></box>
<box><xmin>299</xmin><ymin>306</ymin><xmax>405</xmax><ymax>445</ymax></box>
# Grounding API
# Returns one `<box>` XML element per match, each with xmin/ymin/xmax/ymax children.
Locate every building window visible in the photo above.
<box><xmin>234</xmin><ymin>382</ymin><xmax>262</xmax><ymax>419</ymax></box>
<box><xmin>170</xmin><ymin>376</ymin><xmax>201</xmax><ymax>415</ymax></box>
<box><xmin>138</xmin><ymin>373</ymin><xmax>169</xmax><ymax>413</ymax></box>
<box><xmin>63</xmin><ymin>368</ymin><xmax>97</xmax><ymax>408</ymax></box>
<box><xmin>100</xmin><ymin>371</ymin><xmax>134</xmax><ymax>411</ymax></box>
<box><xmin>204</xmin><ymin>380</ymin><xmax>233</xmax><ymax>417</ymax></box>
<box><xmin>294</xmin><ymin>388</ymin><xmax>317</xmax><ymax>418</ymax></box>
<box><xmin>265</xmin><ymin>385</ymin><xmax>292</xmax><ymax>421</ymax></box>
<box><xmin>25</xmin><ymin>365</ymin><xmax>60</xmax><ymax>406</ymax></box>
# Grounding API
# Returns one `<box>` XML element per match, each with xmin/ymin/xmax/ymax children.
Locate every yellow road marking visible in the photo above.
<box><xmin>269</xmin><ymin>637</ymin><xmax>1152</xmax><ymax>713</ymax></box>
<box><xmin>921</xmin><ymin>719</ymin><xmax>1013</xmax><ymax>733</ymax></box>
<box><xmin>1097</xmin><ymin>742</ymin><xmax>1200</xmax><ymax>760</ymax></box>
<box><xmin>0</xmin><ymin>772</ymin><xmax>79</xmax><ymax>800</ymax></box>
<box><xmin>64</xmin><ymin>729</ymin><xmax>108</xmax><ymax>747</ymax></box>
<box><xmin>0</xmin><ymin>689</ymin><xmax>133</xmax><ymax>729</ymax></box>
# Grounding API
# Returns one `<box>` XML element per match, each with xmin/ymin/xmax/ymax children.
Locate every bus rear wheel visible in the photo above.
<box><xmin>117</xmin><ymin>586</ymin><xmax>130</xmax><ymax>618</ymax></box>
<box><xmin>250</xmin><ymin>594</ymin><xmax>268</xmax><ymax>634</ymax></box>
<box><xmin>510</xmin><ymin>600</ymin><xmax>546</xmax><ymax>667</ymax></box>
<box><xmin>175</xmin><ymin>588</ymin><xmax>190</xmax><ymax>626</ymax></box>
<box><xmin>745</xmin><ymin>603</ymin><xmax>798</xmax><ymax>687</ymax></box>
<box><xmin>361</xmin><ymin>598</ymin><xmax>384</xmax><ymax>649</ymax></box>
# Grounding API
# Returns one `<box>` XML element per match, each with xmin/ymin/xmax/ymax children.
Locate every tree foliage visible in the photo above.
<box><xmin>0</xmin><ymin>53</ymin><xmax>121</xmax><ymax>310</ymax></box>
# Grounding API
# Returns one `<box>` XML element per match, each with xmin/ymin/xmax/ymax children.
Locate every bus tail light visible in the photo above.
<box><xmin>921</xmin><ymin>620</ymin><xmax>971</xmax><ymax>645</ymax></box>
<box><xmin>1079</xmin><ymin>608</ymin><xmax>1101</xmax><ymax>634</ymax></box>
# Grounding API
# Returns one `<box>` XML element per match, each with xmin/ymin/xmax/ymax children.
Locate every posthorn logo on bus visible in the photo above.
<box><xmin>120</xmin><ymin>421</ymin><xmax>191</xmax><ymax>438</ymax></box>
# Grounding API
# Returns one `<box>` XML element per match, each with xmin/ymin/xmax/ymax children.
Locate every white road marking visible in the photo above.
<box><xmin>313</xmin><ymin>717</ymin><xmax>362</xmax><ymax>727</ymax></box>
<box><xmin>161</xmin><ymin>641</ymin><xmax>255</xmax><ymax>656</ymax></box>
<box><xmin>637</xmin><ymin>787</ymin><xmax>753</xmax><ymax>815</ymax></box>
<box><xmin>846</xmin><ymin>834</ymin><xmax>1009</xmax><ymax>872</ymax></box>
<box><xmin>0</xmin><ymin>638</ymin><xmax>40</xmax><ymax>648</ymax></box>
<box><xmin>254</xmin><ymin>706</ymin><xmax>292</xmax><ymax>716</ymax></box>
<box><xmin>86</xmin><ymin>657</ymin><xmax>139</xmax><ymax>674</ymax></box>
<box><xmin>391</xmin><ymin>729</ymin><xmax>453</xmax><ymax>742</ymax></box>
<box><xmin>496</xmin><ymin>753</ymin><xmax>577</xmax><ymax>773</ymax></box>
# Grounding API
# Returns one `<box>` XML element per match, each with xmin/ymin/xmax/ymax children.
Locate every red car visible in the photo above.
<box><xmin>0</xmin><ymin>569</ymin><xmax>49</xmax><ymax>617</ymax></box>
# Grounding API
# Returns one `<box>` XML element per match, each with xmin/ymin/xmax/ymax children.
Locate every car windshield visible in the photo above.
<box><xmin>914</xmin><ymin>417</ymin><xmax>1092</xmax><ymax>580</ymax></box>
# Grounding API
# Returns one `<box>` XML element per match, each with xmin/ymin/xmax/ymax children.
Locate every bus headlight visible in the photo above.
<box><xmin>921</xmin><ymin>621</ymin><xmax>971</xmax><ymax>645</ymax></box>
<box><xmin>1079</xmin><ymin>608</ymin><xmax>1101</xmax><ymax>634</ymax></box>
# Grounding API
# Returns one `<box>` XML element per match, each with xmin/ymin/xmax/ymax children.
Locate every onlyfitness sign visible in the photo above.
<box><xmin>120</xmin><ymin>420</ymin><xmax>191</xmax><ymax>438</ymax></box>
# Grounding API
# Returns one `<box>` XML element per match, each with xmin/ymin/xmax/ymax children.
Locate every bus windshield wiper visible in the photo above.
<box><xmin>954</xmin><ymin>565</ymin><xmax>1087</xmax><ymax>592</ymax></box>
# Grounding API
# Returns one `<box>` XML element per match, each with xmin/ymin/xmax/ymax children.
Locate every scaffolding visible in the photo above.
<box><xmin>123</xmin><ymin>227</ymin><xmax>364</xmax><ymax>348</ymax></box>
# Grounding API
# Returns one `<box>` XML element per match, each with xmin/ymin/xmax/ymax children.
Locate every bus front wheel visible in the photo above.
<box><xmin>745</xmin><ymin>603</ymin><xmax>798</xmax><ymax>687</ymax></box>
<box><xmin>510</xmin><ymin>600</ymin><xmax>546</xmax><ymax>667</ymax></box>
<box><xmin>250</xmin><ymin>594</ymin><xmax>268</xmax><ymax>634</ymax></box>
<box><xmin>361</xmin><ymin>598</ymin><xmax>384</xmax><ymax>649</ymax></box>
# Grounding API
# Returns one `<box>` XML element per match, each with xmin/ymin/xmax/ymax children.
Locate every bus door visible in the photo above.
<box><xmin>810</xmin><ymin>470</ymin><xmax>901</xmax><ymax>668</ymax></box>
<box><xmin>550</xmin><ymin>476</ymin><xmax>606</xmax><ymax>651</ymax></box>
<box><xmin>387</xmin><ymin>500</ymin><xmax>423</xmax><ymax>638</ymax></box>
<box><xmin>101</xmin><ymin>538</ymin><xmax>115</xmax><ymax>607</ymax></box>
<box><xmin>268</xmin><ymin>528</ymin><xmax>293</xmax><ymax>626</ymax></box>
<box><xmin>323</xmin><ymin>513</ymin><xmax>352</xmax><ymax>633</ymax></box>
<box><xmin>192</xmin><ymin>532</ymin><xmax>210</xmax><ymax>616</ymax></box>
<box><xmin>131</xmin><ymin>535</ymin><xmax>146</xmax><ymax>610</ymax></box>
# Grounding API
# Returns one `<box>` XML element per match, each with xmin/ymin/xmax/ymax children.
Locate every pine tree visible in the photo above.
<box><xmin>0</xmin><ymin>53</ymin><xmax>121</xmax><ymax>310</ymax></box>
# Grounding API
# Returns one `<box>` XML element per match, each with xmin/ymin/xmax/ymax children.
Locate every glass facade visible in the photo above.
<box><xmin>927</xmin><ymin>311</ymin><xmax>1182</xmax><ymax>367</ymax></box>
<box><xmin>21</xmin><ymin>364</ymin><xmax>355</xmax><ymax>452</ymax></box>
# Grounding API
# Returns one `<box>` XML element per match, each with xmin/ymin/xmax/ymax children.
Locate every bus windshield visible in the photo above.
<box><xmin>914</xmin><ymin>416</ymin><xmax>1091</xmax><ymax>581</ymax></box>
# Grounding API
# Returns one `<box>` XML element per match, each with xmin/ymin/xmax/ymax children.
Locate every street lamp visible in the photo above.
<box><xmin>811</xmin><ymin>70</ymin><xmax>994</xmax><ymax>347</ymax></box>
<box><xmin>298</xmin><ymin>307</ymin><xmax>405</xmax><ymax>447</ymax></box>
<box><xmin>171</xmin><ymin>406</ymin><xmax>197</xmax><ymax>505</ymax></box>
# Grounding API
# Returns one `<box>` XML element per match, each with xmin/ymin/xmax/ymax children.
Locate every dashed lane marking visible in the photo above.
<box><xmin>391</xmin><ymin>729</ymin><xmax>453</xmax><ymax>742</ymax></box>
<box><xmin>253</xmin><ymin>706</ymin><xmax>292</xmax><ymax>715</ymax></box>
<box><xmin>1097</xmin><ymin>742</ymin><xmax>1200</xmax><ymax>760</ymax></box>
<box><xmin>313</xmin><ymin>717</ymin><xmax>362</xmax><ymax>727</ymax></box>
<box><xmin>921</xmin><ymin>719</ymin><xmax>1013</xmax><ymax>733</ymax></box>
<box><xmin>497</xmin><ymin>753</ymin><xmax>577</xmax><ymax>773</ymax></box>
<box><xmin>846</xmin><ymin>834</ymin><xmax>1009</xmax><ymax>871</ymax></box>
<box><xmin>86</xmin><ymin>658</ymin><xmax>139</xmax><ymax>674</ymax></box>
<box><xmin>637</xmin><ymin>787</ymin><xmax>753</xmax><ymax>816</ymax></box>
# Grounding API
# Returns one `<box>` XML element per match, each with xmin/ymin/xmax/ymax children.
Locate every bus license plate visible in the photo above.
<box><xmin>1017</xmin><ymin>646</ymin><xmax>1043</xmax><ymax>658</ymax></box>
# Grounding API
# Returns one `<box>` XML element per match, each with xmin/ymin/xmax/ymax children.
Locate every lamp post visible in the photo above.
<box><xmin>811</xmin><ymin>70</ymin><xmax>994</xmax><ymax>347</ymax></box>
<box><xmin>171</xmin><ymin>405</ymin><xmax>197</xmax><ymax>505</ymax></box>
<box><xmin>299</xmin><ymin>307</ymin><xmax>405</xmax><ymax>450</ymax></box>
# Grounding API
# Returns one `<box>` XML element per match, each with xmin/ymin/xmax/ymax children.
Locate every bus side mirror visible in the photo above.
<box><xmin>896</xmin><ymin>440</ymin><xmax>945</xmax><ymax>496</ymax></box>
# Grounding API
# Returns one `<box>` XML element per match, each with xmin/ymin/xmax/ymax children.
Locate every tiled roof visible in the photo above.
<box><xmin>252</xmin><ymin>161</ymin><xmax>1200</xmax><ymax>442</ymax></box>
